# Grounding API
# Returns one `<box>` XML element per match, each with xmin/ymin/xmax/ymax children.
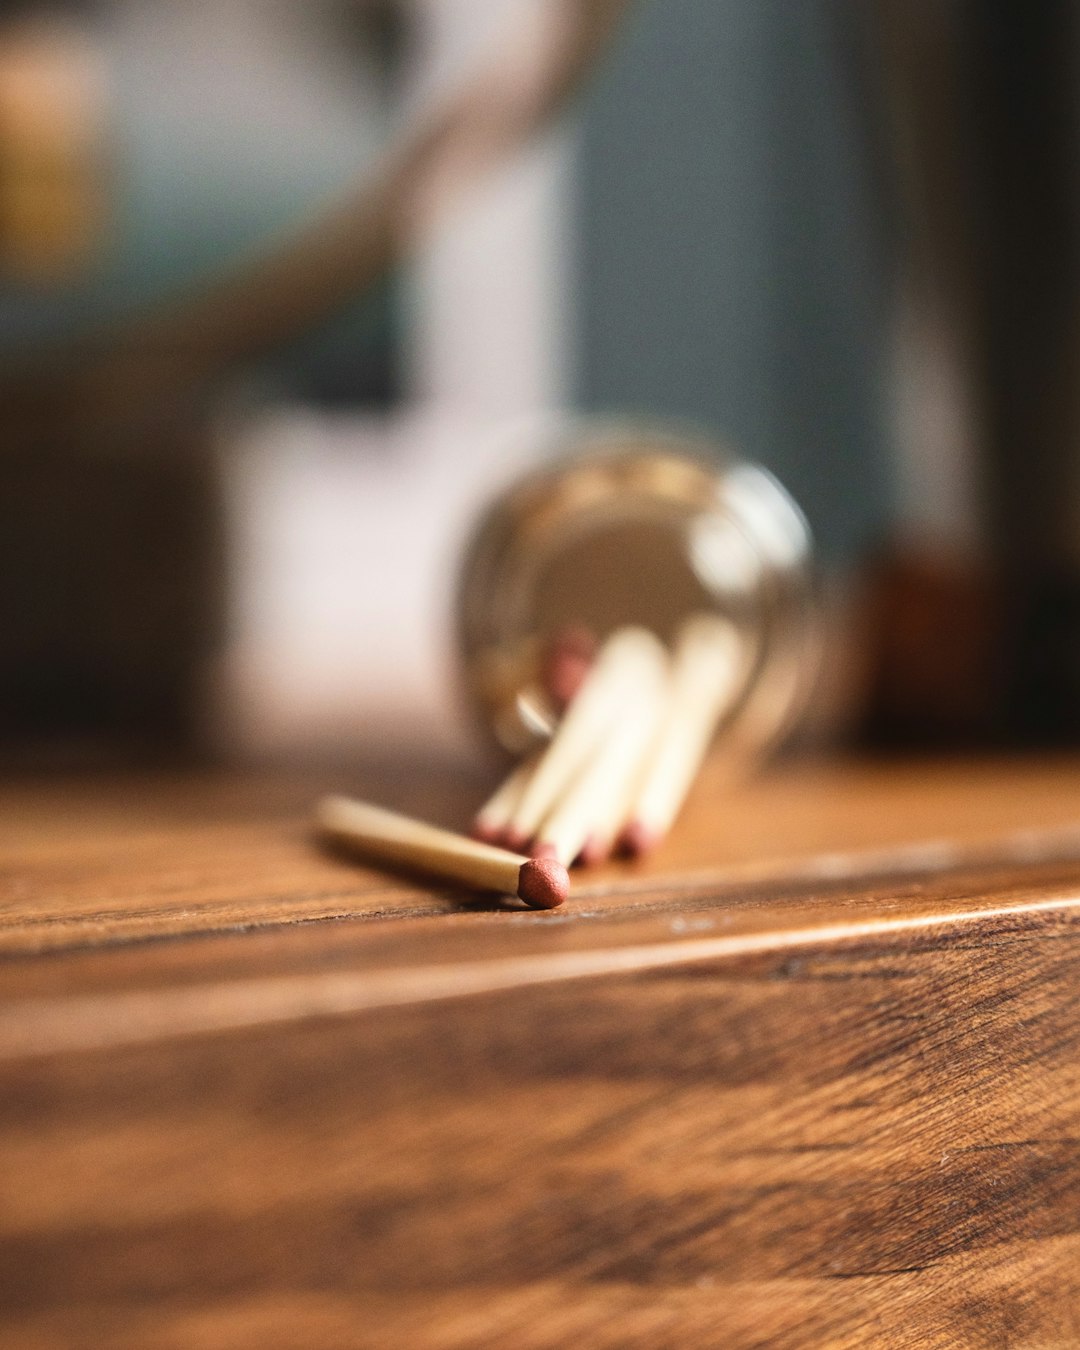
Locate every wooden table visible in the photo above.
<box><xmin>1</xmin><ymin>755</ymin><xmax>1079</xmax><ymax>1348</ymax></box>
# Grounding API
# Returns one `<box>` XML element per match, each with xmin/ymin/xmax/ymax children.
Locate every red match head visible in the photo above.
<box><xmin>517</xmin><ymin>856</ymin><xmax>569</xmax><ymax>910</ymax></box>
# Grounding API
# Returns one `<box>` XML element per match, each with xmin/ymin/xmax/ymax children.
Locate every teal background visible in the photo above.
<box><xmin>574</xmin><ymin>0</ymin><xmax>893</xmax><ymax>562</ymax></box>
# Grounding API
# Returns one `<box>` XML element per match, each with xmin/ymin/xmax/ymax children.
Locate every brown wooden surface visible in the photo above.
<box><xmin>7</xmin><ymin>752</ymin><xmax>1080</xmax><ymax>955</ymax></box>
<box><xmin>1</xmin><ymin>756</ymin><xmax>1079</xmax><ymax>1347</ymax></box>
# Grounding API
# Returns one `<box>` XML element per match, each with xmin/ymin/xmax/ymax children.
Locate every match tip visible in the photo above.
<box><xmin>529</xmin><ymin>839</ymin><xmax>558</xmax><ymax>861</ymax></box>
<box><xmin>620</xmin><ymin>820</ymin><xmax>660</xmax><ymax>858</ymax></box>
<box><xmin>578</xmin><ymin>833</ymin><xmax>610</xmax><ymax>868</ymax></box>
<box><xmin>470</xmin><ymin>819</ymin><xmax>499</xmax><ymax>844</ymax></box>
<box><xmin>517</xmin><ymin>856</ymin><xmax>569</xmax><ymax>910</ymax></box>
<box><xmin>503</xmin><ymin>827</ymin><xmax>529</xmax><ymax>853</ymax></box>
<box><xmin>543</xmin><ymin>625</ymin><xmax>597</xmax><ymax>708</ymax></box>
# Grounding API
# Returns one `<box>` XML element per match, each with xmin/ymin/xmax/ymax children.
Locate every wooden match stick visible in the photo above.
<box><xmin>316</xmin><ymin>795</ymin><xmax>568</xmax><ymax>909</ymax></box>
<box><xmin>503</xmin><ymin>626</ymin><xmax>669</xmax><ymax>849</ymax></box>
<box><xmin>532</xmin><ymin>641</ymin><xmax>669</xmax><ymax>866</ymax></box>
<box><xmin>471</xmin><ymin>754</ymin><xmax>537</xmax><ymax>843</ymax></box>
<box><xmin>622</xmin><ymin>614</ymin><xmax>748</xmax><ymax>856</ymax></box>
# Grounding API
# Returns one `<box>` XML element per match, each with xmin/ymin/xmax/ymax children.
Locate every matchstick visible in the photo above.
<box><xmin>316</xmin><ymin>795</ymin><xmax>568</xmax><ymax>909</ymax></box>
<box><xmin>532</xmin><ymin>642</ymin><xmax>669</xmax><ymax>866</ymax></box>
<box><xmin>471</xmin><ymin>753</ymin><xmax>537</xmax><ymax>843</ymax></box>
<box><xmin>622</xmin><ymin>614</ymin><xmax>748</xmax><ymax>856</ymax></box>
<box><xmin>503</xmin><ymin>626</ymin><xmax>669</xmax><ymax>849</ymax></box>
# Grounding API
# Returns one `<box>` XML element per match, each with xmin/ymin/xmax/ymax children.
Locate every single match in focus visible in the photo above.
<box><xmin>316</xmin><ymin>794</ymin><xmax>569</xmax><ymax>910</ymax></box>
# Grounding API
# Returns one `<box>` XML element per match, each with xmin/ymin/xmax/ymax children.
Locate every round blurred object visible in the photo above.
<box><xmin>456</xmin><ymin>423</ymin><xmax>818</xmax><ymax>759</ymax></box>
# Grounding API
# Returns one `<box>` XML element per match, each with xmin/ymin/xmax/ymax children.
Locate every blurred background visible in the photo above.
<box><xmin>2</xmin><ymin>0</ymin><xmax>1078</xmax><ymax>767</ymax></box>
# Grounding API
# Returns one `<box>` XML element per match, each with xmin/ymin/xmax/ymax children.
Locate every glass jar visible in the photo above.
<box><xmin>456</xmin><ymin>423</ymin><xmax>818</xmax><ymax>761</ymax></box>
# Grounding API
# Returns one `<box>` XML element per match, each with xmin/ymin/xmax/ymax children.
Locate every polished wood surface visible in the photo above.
<box><xmin>1</xmin><ymin>756</ymin><xmax>1079</xmax><ymax>1347</ymax></box>
<box><xmin>6</xmin><ymin>753</ymin><xmax>1080</xmax><ymax>954</ymax></box>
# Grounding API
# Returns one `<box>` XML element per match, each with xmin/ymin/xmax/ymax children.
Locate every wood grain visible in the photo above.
<box><xmin>1</xmin><ymin>757</ymin><xmax>1079</xmax><ymax>1347</ymax></box>
<box><xmin>5</xmin><ymin>753</ymin><xmax>1080</xmax><ymax>954</ymax></box>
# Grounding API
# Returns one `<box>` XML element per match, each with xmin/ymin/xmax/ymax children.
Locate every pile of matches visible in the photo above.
<box><xmin>316</xmin><ymin>615</ymin><xmax>742</xmax><ymax>912</ymax></box>
<box><xmin>473</xmin><ymin>616</ymin><xmax>744</xmax><ymax>867</ymax></box>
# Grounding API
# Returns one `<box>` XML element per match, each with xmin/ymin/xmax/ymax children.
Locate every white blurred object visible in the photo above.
<box><xmin>211</xmin><ymin>0</ymin><xmax>580</xmax><ymax>759</ymax></box>
<box><xmin>408</xmin><ymin>0</ymin><xmax>572</xmax><ymax>414</ymax></box>
<box><xmin>890</xmin><ymin>281</ymin><xmax>981</xmax><ymax>552</ymax></box>
<box><xmin>217</xmin><ymin>410</ymin><xmax>568</xmax><ymax>759</ymax></box>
